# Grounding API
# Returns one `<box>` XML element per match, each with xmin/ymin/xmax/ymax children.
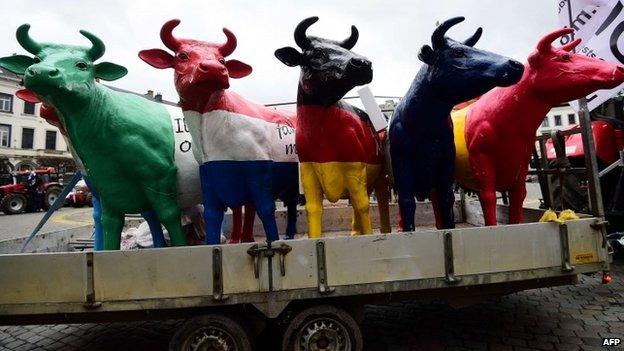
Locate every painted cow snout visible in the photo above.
<box><xmin>612</xmin><ymin>66</ymin><xmax>624</xmax><ymax>84</ymax></box>
<box><xmin>198</xmin><ymin>60</ymin><xmax>223</xmax><ymax>73</ymax></box>
<box><xmin>195</xmin><ymin>60</ymin><xmax>229</xmax><ymax>83</ymax></box>
<box><xmin>349</xmin><ymin>57</ymin><xmax>370</xmax><ymax>69</ymax></box>
<box><xmin>499</xmin><ymin>59</ymin><xmax>524</xmax><ymax>86</ymax></box>
<box><xmin>26</xmin><ymin>65</ymin><xmax>60</xmax><ymax>78</ymax></box>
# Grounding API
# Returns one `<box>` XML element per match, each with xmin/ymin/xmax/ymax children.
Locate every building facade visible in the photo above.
<box><xmin>0</xmin><ymin>68</ymin><xmax>72</xmax><ymax>172</ymax></box>
<box><xmin>539</xmin><ymin>103</ymin><xmax>578</xmax><ymax>134</ymax></box>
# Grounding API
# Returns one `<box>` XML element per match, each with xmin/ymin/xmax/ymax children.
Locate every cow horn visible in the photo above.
<box><xmin>340</xmin><ymin>25</ymin><xmax>359</xmax><ymax>50</ymax></box>
<box><xmin>537</xmin><ymin>27</ymin><xmax>574</xmax><ymax>53</ymax></box>
<box><xmin>432</xmin><ymin>16</ymin><xmax>465</xmax><ymax>50</ymax></box>
<box><xmin>160</xmin><ymin>19</ymin><xmax>182</xmax><ymax>51</ymax></box>
<box><xmin>80</xmin><ymin>30</ymin><xmax>105</xmax><ymax>61</ymax></box>
<box><xmin>561</xmin><ymin>38</ymin><xmax>582</xmax><ymax>52</ymax></box>
<box><xmin>294</xmin><ymin>16</ymin><xmax>318</xmax><ymax>50</ymax></box>
<box><xmin>463</xmin><ymin>27</ymin><xmax>482</xmax><ymax>47</ymax></box>
<box><xmin>219</xmin><ymin>28</ymin><xmax>237</xmax><ymax>57</ymax></box>
<box><xmin>16</xmin><ymin>24</ymin><xmax>42</xmax><ymax>55</ymax></box>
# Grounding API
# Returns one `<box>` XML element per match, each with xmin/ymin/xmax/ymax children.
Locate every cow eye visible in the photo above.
<box><xmin>218</xmin><ymin>58</ymin><xmax>226</xmax><ymax>64</ymax></box>
<box><xmin>76</xmin><ymin>62</ymin><xmax>88</xmax><ymax>70</ymax></box>
<box><xmin>452</xmin><ymin>48</ymin><xmax>465</xmax><ymax>58</ymax></box>
<box><xmin>310</xmin><ymin>50</ymin><xmax>326</xmax><ymax>60</ymax></box>
<box><xmin>561</xmin><ymin>53</ymin><xmax>571</xmax><ymax>61</ymax></box>
<box><xmin>33</xmin><ymin>57</ymin><xmax>41</xmax><ymax>63</ymax></box>
<box><xmin>177</xmin><ymin>52</ymin><xmax>189</xmax><ymax>61</ymax></box>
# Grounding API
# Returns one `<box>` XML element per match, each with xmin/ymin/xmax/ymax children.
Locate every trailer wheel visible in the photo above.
<box><xmin>169</xmin><ymin>314</ymin><xmax>253</xmax><ymax>351</ymax></box>
<box><xmin>281</xmin><ymin>305</ymin><xmax>363</xmax><ymax>351</ymax></box>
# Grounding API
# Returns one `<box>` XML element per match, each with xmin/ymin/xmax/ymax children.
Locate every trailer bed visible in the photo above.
<box><xmin>0</xmin><ymin>212</ymin><xmax>608</xmax><ymax>324</ymax></box>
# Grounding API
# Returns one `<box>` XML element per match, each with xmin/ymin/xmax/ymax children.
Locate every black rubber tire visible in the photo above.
<box><xmin>43</xmin><ymin>185</ymin><xmax>62</xmax><ymax>210</ymax></box>
<box><xmin>281</xmin><ymin>305</ymin><xmax>363</xmax><ymax>351</ymax></box>
<box><xmin>169</xmin><ymin>314</ymin><xmax>253</xmax><ymax>351</ymax></box>
<box><xmin>1</xmin><ymin>193</ymin><xmax>27</xmax><ymax>215</ymax></box>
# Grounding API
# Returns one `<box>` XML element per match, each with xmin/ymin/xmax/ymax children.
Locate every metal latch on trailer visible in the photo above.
<box><xmin>443</xmin><ymin>232</ymin><xmax>461</xmax><ymax>285</ymax></box>
<box><xmin>247</xmin><ymin>242</ymin><xmax>292</xmax><ymax>292</ymax></box>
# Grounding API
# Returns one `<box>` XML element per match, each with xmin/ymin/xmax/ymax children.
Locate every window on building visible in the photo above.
<box><xmin>554</xmin><ymin>115</ymin><xmax>562</xmax><ymax>126</ymax></box>
<box><xmin>568</xmin><ymin>114</ymin><xmax>576</xmax><ymax>125</ymax></box>
<box><xmin>21</xmin><ymin>128</ymin><xmax>34</xmax><ymax>149</ymax></box>
<box><xmin>0</xmin><ymin>124</ymin><xmax>10</xmax><ymax>147</ymax></box>
<box><xmin>0</xmin><ymin>93</ymin><xmax>13</xmax><ymax>113</ymax></box>
<box><xmin>542</xmin><ymin>117</ymin><xmax>549</xmax><ymax>127</ymax></box>
<box><xmin>23</xmin><ymin>102</ymin><xmax>35</xmax><ymax>115</ymax></box>
<box><xmin>45</xmin><ymin>130</ymin><xmax>57</xmax><ymax>150</ymax></box>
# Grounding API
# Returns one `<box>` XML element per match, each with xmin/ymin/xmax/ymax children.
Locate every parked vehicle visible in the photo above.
<box><xmin>0</xmin><ymin>167</ymin><xmax>63</xmax><ymax>215</ymax></box>
<box><xmin>540</xmin><ymin>96</ymin><xmax>624</xmax><ymax>231</ymax></box>
<box><xmin>64</xmin><ymin>179</ymin><xmax>92</xmax><ymax>208</ymax></box>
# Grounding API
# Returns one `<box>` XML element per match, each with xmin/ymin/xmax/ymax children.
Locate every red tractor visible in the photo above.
<box><xmin>0</xmin><ymin>167</ymin><xmax>63</xmax><ymax>215</ymax></box>
<box><xmin>539</xmin><ymin>96</ymin><xmax>624</xmax><ymax>230</ymax></box>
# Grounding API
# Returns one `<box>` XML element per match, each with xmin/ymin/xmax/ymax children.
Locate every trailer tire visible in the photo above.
<box><xmin>169</xmin><ymin>314</ymin><xmax>253</xmax><ymax>351</ymax></box>
<box><xmin>281</xmin><ymin>305</ymin><xmax>363</xmax><ymax>351</ymax></box>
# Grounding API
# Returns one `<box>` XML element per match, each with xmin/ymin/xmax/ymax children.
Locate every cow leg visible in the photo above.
<box><xmin>301</xmin><ymin>163</ymin><xmax>324</xmax><ymax>238</ymax></box>
<box><xmin>393</xmin><ymin>155</ymin><xmax>417</xmax><ymax>232</ymax></box>
<box><xmin>242</xmin><ymin>203</ymin><xmax>256</xmax><ymax>243</ymax></box>
<box><xmin>471</xmin><ymin>155</ymin><xmax>498</xmax><ymax>226</ymax></box>
<box><xmin>433</xmin><ymin>186</ymin><xmax>456</xmax><ymax>229</ymax></box>
<box><xmin>284</xmin><ymin>199</ymin><xmax>298</xmax><ymax>240</ymax></box>
<box><xmin>249</xmin><ymin>163</ymin><xmax>279</xmax><ymax>242</ymax></box>
<box><xmin>351</xmin><ymin>208</ymin><xmax>362</xmax><ymax>235</ymax></box>
<box><xmin>101</xmin><ymin>205</ymin><xmax>124</xmax><ymax>250</ymax></box>
<box><xmin>91</xmin><ymin>195</ymin><xmax>104</xmax><ymax>251</ymax></box>
<box><xmin>430</xmin><ymin>190</ymin><xmax>443</xmax><ymax>229</ymax></box>
<box><xmin>145</xmin><ymin>193</ymin><xmax>186</xmax><ymax>247</ymax></box>
<box><xmin>141</xmin><ymin>210</ymin><xmax>166</xmax><ymax>247</ymax></box>
<box><xmin>230</xmin><ymin>207</ymin><xmax>243</xmax><ymax>244</ymax></box>
<box><xmin>83</xmin><ymin>178</ymin><xmax>104</xmax><ymax>251</ymax></box>
<box><xmin>201</xmin><ymin>190</ymin><xmax>226</xmax><ymax>245</ymax></box>
<box><xmin>508</xmin><ymin>182</ymin><xmax>528</xmax><ymax>224</ymax></box>
<box><xmin>374</xmin><ymin>173</ymin><xmax>391</xmax><ymax>233</ymax></box>
<box><xmin>203</xmin><ymin>201</ymin><xmax>225</xmax><ymax>245</ymax></box>
<box><xmin>346</xmin><ymin>166</ymin><xmax>372</xmax><ymax>235</ymax></box>
<box><xmin>251</xmin><ymin>194</ymin><xmax>278</xmax><ymax>242</ymax></box>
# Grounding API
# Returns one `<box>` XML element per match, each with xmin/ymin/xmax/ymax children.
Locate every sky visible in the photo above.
<box><xmin>0</xmin><ymin>0</ymin><xmax>559</xmax><ymax>105</ymax></box>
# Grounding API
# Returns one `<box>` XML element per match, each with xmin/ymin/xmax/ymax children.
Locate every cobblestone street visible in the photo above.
<box><xmin>0</xmin><ymin>261</ymin><xmax>622</xmax><ymax>350</ymax></box>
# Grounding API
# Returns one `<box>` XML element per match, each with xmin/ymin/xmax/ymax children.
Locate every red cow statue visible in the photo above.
<box><xmin>453</xmin><ymin>28</ymin><xmax>624</xmax><ymax>225</ymax></box>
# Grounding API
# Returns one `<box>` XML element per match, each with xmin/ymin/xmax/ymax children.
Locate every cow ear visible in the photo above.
<box><xmin>94</xmin><ymin>62</ymin><xmax>128</xmax><ymax>81</ymax></box>
<box><xmin>0</xmin><ymin>55</ymin><xmax>35</xmax><ymax>75</ymax></box>
<box><xmin>225</xmin><ymin>59</ymin><xmax>252</xmax><ymax>78</ymax></box>
<box><xmin>275</xmin><ymin>47</ymin><xmax>302</xmax><ymax>67</ymax></box>
<box><xmin>528</xmin><ymin>52</ymin><xmax>540</xmax><ymax>68</ymax></box>
<box><xmin>139</xmin><ymin>49</ymin><xmax>174</xmax><ymax>69</ymax></box>
<box><xmin>418</xmin><ymin>45</ymin><xmax>435</xmax><ymax>65</ymax></box>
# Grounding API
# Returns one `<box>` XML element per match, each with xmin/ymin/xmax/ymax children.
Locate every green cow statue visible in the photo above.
<box><xmin>0</xmin><ymin>24</ymin><xmax>187</xmax><ymax>250</ymax></box>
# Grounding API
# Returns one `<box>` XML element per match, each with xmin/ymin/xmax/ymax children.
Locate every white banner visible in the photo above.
<box><xmin>557</xmin><ymin>0</ymin><xmax>619</xmax><ymax>44</ymax></box>
<box><xmin>563</xmin><ymin>0</ymin><xmax>624</xmax><ymax>111</ymax></box>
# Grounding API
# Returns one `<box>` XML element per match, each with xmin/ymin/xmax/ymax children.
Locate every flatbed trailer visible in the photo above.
<box><xmin>0</xmin><ymin>198</ymin><xmax>611</xmax><ymax>350</ymax></box>
<box><xmin>0</xmin><ymin>104</ymin><xmax>612</xmax><ymax>350</ymax></box>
